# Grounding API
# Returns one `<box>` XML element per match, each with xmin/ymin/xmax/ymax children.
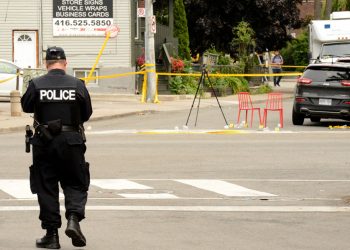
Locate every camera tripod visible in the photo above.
<box><xmin>185</xmin><ymin>66</ymin><xmax>229</xmax><ymax>127</ymax></box>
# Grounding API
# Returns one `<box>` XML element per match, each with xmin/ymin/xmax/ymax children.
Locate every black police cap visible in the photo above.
<box><xmin>46</xmin><ymin>46</ymin><xmax>66</xmax><ymax>60</ymax></box>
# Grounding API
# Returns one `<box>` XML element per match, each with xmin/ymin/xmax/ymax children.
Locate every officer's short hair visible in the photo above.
<box><xmin>45</xmin><ymin>59</ymin><xmax>66</xmax><ymax>67</ymax></box>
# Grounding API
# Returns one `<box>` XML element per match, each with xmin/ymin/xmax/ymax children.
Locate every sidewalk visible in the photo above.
<box><xmin>0</xmin><ymin>80</ymin><xmax>296</xmax><ymax>133</ymax></box>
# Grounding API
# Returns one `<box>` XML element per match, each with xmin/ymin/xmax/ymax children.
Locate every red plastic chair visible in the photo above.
<box><xmin>263</xmin><ymin>93</ymin><xmax>283</xmax><ymax>128</ymax></box>
<box><xmin>237</xmin><ymin>92</ymin><xmax>262</xmax><ymax>127</ymax></box>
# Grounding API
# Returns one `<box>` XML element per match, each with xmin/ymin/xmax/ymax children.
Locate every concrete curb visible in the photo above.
<box><xmin>0</xmin><ymin>93</ymin><xmax>295</xmax><ymax>134</ymax></box>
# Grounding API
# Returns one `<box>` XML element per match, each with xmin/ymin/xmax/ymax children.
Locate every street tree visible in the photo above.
<box><xmin>174</xmin><ymin>0</ymin><xmax>191</xmax><ymax>60</ymax></box>
<box><xmin>184</xmin><ymin>0</ymin><xmax>302</xmax><ymax>53</ymax></box>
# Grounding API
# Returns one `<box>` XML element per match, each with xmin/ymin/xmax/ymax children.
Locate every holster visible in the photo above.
<box><xmin>47</xmin><ymin>119</ymin><xmax>62</xmax><ymax>135</ymax></box>
<box><xmin>36</xmin><ymin>125</ymin><xmax>53</xmax><ymax>144</ymax></box>
<box><xmin>79</xmin><ymin>124</ymin><xmax>86</xmax><ymax>142</ymax></box>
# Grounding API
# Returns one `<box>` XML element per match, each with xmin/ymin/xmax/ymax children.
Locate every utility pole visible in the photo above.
<box><xmin>325</xmin><ymin>0</ymin><xmax>332</xmax><ymax>19</ymax></box>
<box><xmin>145</xmin><ymin>0</ymin><xmax>156</xmax><ymax>102</ymax></box>
<box><xmin>314</xmin><ymin>0</ymin><xmax>322</xmax><ymax>20</ymax></box>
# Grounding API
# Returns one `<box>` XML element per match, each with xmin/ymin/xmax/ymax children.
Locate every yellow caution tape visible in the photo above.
<box><xmin>207</xmin><ymin>130</ymin><xmax>246</xmax><ymax>135</ymax></box>
<box><xmin>0</xmin><ymin>72</ymin><xmax>21</xmax><ymax>84</ymax></box>
<box><xmin>154</xmin><ymin>73</ymin><xmax>160</xmax><ymax>103</ymax></box>
<box><xmin>0</xmin><ymin>75</ymin><xmax>17</xmax><ymax>84</ymax></box>
<box><xmin>329</xmin><ymin>125</ymin><xmax>350</xmax><ymax>129</ymax></box>
<box><xmin>86</xmin><ymin>32</ymin><xmax>111</xmax><ymax>84</ymax></box>
<box><xmin>141</xmin><ymin>72</ymin><xmax>147</xmax><ymax>103</ymax></box>
<box><xmin>80</xmin><ymin>64</ymin><xmax>305</xmax><ymax>103</ymax></box>
<box><xmin>156</xmin><ymin>72</ymin><xmax>302</xmax><ymax>77</ymax></box>
<box><xmin>81</xmin><ymin>71</ymin><xmax>145</xmax><ymax>81</ymax></box>
<box><xmin>260</xmin><ymin>64</ymin><xmax>306</xmax><ymax>69</ymax></box>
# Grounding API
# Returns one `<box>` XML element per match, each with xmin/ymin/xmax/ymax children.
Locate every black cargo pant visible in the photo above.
<box><xmin>30</xmin><ymin>131</ymin><xmax>90</xmax><ymax>230</ymax></box>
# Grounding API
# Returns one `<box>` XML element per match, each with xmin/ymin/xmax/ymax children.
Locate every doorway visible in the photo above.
<box><xmin>13</xmin><ymin>30</ymin><xmax>38</xmax><ymax>68</ymax></box>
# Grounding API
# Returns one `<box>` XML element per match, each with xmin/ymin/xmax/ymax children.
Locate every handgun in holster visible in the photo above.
<box><xmin>33</xmin><ymin>120</ymin><xmax>53</xmax><ymax>144</ymax></box>
<box><xmin>25</xmin><ymin>125</ymin><xmax>33</xmax><ymax>153</ymax></box>
<box><xmin>79</xmin><ymin>124</ymin><xmax>86</xmax><ymax>142</ymax></box>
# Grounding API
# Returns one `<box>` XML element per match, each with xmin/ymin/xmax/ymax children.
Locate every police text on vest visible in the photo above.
<box><xmin>40</xmin><ymin>89</ymin><xmax>76</xmax><ymax>101</ymax></box>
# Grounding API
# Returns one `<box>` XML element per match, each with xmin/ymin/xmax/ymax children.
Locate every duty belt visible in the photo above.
<box><xmin>43</xmin><ymin>125</ymin><xmax>79</xmax><ymax>132</ymax></box>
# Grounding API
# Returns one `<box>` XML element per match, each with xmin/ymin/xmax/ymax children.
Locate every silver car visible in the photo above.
<box><xmin>0</xmin><ymin>59</ymin><xmax>23</xmax><ymax>97</ymax></box>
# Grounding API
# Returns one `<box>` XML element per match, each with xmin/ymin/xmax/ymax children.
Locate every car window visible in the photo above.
<box><xmin>0</xmin><ymin>62</ymin><xmax>18</xmax><ymax>74</ymax></box>
<box><xmin>321</xmin><ymin>43</ymin><xmax>350</xmax><ymax>57</ymax></box>
<box><xmin>303</xmin><ymin>67</ymin><xmax>350</xmax><ymax>82</ymax></box>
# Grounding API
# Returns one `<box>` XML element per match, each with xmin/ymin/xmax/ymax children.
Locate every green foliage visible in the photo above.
<box><xmin>217</xmin><ymin>55</ymin><xmax>231</xmax><ymax>65</ymax></box>
<box><xmin>184</xmin><ymin>0</ymin><xmax>302</xmax><ymax>53</ymax></box>
<box><xmin>174</xmin><ymin>0</ymin><xmax>191</xmax><ymax>60</ymax></box>
<box><xmin>332</xmin><ymin>0</ymin><xmax>350</xmax><ymax>11</ymax></box>
<box><xmin>169</xmin><ymin>75</ymin><xmax>198</xmax><ymax>94</ymax></box>
<box><xmin>170</xmin><ymin>74</ymin><xmax>251</xmax><ymax>96</ymax></box>
<box><xmin>232</xmin><ymin>21</ymin><xmax>256</xmax><ymax>58</ymax></box>
<box><xmin>255</xmin><ymin>84</ymin><xmax>272</xmax><ymax>94</ymax></box>
<box><xmin>209</xmin><ymin>76</ymin><xmax>250</xmax><ymax>96</ymax></box>
<box><xmin>281</xmin><ymin>31</ymin><xmax>308</xmax><ymax>68</ymax></box>
<box><xmin>231</xmin><ymin>21</ymin><xmax>257</xmax><ymax>74</ymax></box>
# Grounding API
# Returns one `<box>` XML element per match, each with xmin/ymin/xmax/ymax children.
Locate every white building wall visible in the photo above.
<box><xmin>0</xmin><ymin>1</ymin><xmax>41</xmax><ymax>62</ymax></box>
<box><xmin>0</xmin><ymin>0</ymin><xmax>135</xmax><ymax>93</ymax></box>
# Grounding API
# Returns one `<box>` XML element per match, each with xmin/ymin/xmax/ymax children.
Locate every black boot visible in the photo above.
<box><xmin>65</xmin><ymin>214</ymin><xmax>86</xmax><ymax>247</ymax></box>
<box><xmin>36</xmin><ymin>229</ymin><xmax>60</xmax><ymax>249</ymax></box>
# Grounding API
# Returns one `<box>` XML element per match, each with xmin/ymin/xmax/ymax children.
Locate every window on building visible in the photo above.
<box><xmin>18</xmin><ymin>34</ymin><xmax>32</xmax><ymax>42</ymax></box>
<box><xmin>74</xmin><ymin>69</ymin><xmax>98</xmax><ymax>84</ymax></box>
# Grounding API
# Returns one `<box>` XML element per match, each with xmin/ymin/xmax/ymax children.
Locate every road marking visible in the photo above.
<box><xmin>0</xmin><ymin>180</ymin><xmax>64</xmax><ymax>199</ymax></box>
<box><xmin>87</xmin><ymin>129</ymin><xmax>295</xmax><ymax>135</ymax></box>
<box><xmin>126</xmin><ymin>178</ymin><xmax>350</xmax><ymax>182</ymax></box>
<box><xmin>118</xmin><ymin>193</ymin><xmax>178</xmax><ymax>199</ymax></box>
<box><xmin>0</xmin><ymin>180</ymin><xmax>36</xmax><ymax>199</ymax></box>
<box><xmin>176</xmin><ymin>179</ymin><xmax>276</xmax><ymax>197</ymax></box>
<box><xmin>86</xmin><ymin>129</ymin><xmax>350</xmax><ymax>135</ymax></box>
<box><xmin>0</xmin><ymin>205</ymin><xmax>349</xmax><ymax>212</ymax></box>
<box><xmin>90</xmin><ymin>179</ymin><xmax>152</xmax><ymax>190</ymax></box>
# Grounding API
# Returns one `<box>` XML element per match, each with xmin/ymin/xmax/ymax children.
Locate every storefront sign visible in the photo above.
<box><xmin>53</xmin><ymin>0</ymin><xmax>113</xmax><ymax>36</ymax></box>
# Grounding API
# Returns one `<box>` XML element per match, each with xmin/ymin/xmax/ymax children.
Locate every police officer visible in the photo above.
<box><xmin>21</xmin><ymin>46</ymin><xmax>92</xmax><ymax>249</ymax></box>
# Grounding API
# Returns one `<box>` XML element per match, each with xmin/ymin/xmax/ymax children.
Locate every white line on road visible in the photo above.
<box><xmin>90</xmin><ymin>179</ymin><xmax>153</xmax><ymax>190</ymax></box>
<box><xmin>176</xmin><ymin>179</ymin><xmax>276</xmax><ymax>197</ymax></box>
<box><xmin>0</xmin><ymin>180</ymin><xmax>37</xmax><ymax>199</ymax></box>
<box><xmin>1</xmin><ymin>206</ymin><xmax>350</xmax><ymax>212</ymax></box>
<box><xmin>86</xmin><ymin>129</ymin><xmax>349</xmax><ymax>135</ymax></box>
<box><xmin>118</xmin><ymin>193</ymin><xmax>179</xmax><ymax>199</ymax></box>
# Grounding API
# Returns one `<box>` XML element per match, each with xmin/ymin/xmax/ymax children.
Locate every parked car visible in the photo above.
<box><xmin>0</xmin><ymin>59</ymin><xmax>23</xmax><ymax>97</ymax></box>
<box><xmin>293</xmin><ymin>63</ymin><xmax>350</xmax><ymax>125</ymax></box>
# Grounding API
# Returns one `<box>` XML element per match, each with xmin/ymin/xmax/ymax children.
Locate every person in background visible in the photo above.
<box><xmin>271</xmin><ymin>50</ymin><xmax>284</xmax><ymax>87</ymax></box>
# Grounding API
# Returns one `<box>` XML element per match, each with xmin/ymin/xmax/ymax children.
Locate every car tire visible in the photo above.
<box><xmin>292</xmin><ymin>109</ymin><xmax>304</xmax><ymax>125</ymax></box>
<box><xmin>310</xmin><ymin>117</ymin><xmax>321</xmax><ymax>123</ymax></box>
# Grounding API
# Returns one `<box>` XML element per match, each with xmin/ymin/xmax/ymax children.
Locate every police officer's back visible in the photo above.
<box><xmin>21</xmin><ymin>46</ymin><xmax>92</xmax><ymax>249</ymax></box>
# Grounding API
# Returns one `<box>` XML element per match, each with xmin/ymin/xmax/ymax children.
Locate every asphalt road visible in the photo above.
<box><xmin>0</xmin><ymin>99</ymin><xmax>350</xmax><ymax>250</ymax></box>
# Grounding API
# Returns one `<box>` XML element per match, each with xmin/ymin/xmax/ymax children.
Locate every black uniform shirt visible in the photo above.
<box><xmin>21</xmin><ymin>69</ymin><xmax>93</xmax><ymax>124</ymax></box>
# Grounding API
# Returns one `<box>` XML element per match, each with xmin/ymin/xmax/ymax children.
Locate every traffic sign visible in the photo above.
<box><xmin>137</xmin><ymin>8</ymin><xmax>145</xmax><ymax>17</ymax></box>
<box><xmin>150</xmin><ymin>15</ymin><xmax>156</xmax><ymax>34</ymax></box>
<box><xmin>105</xmin><ymin>25</ymin><xmax>120</xmax><ymax>38</ymax></box>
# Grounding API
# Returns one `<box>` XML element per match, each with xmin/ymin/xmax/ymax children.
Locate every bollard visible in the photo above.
<box><xmin>10</xmin><ymin>90</ymin><xmax>21</xmax><ymax>117</ymax></box>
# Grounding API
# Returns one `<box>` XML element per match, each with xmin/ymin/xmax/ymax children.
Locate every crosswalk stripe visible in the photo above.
<box><xmin>118</xmin><ymin>193</ymin><xmax>178</xmax><ymax>199</ymax></box>
<box><xmin>0</xmin><ymin>179</ymin><xmax>275</xmax><ymax>199</ymax></box>
<box><xmin>175</xmin><ymin>179</ymin><xmax>276</xmax><ymax>197</ymax></box>
<box><xmin>1</xmin><ymin>206</ymin><xmax>350</xmax><ymax>212</ymax></box>
<box><xmin>0</xmin><ymin>180</ymin><xmax>36</xmax><ymax>199</ymax></box>
<box><xmin>90</xmin><ymin>179</ymin><xmax>152</xmax><ymax>190</ymax></box>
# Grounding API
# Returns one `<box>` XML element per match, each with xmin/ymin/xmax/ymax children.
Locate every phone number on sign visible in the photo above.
<box><xmin>54</xmin><ymin>19</ymin><xmax>112</xmax><ymax>26</ymax></box>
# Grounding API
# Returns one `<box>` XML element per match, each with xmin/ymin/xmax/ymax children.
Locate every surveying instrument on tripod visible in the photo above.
<box><xmin>185</xmin><ymin>53</ymin><xmax>229</xmax><ymax>127</ymax></box>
